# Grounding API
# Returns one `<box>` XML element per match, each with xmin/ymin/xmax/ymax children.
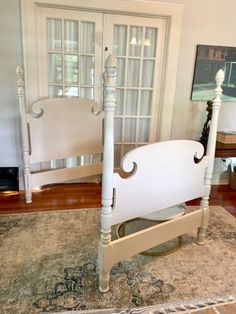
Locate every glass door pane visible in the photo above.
<box><xmin>38</xmin><ymin>8</ymin><xmax>102</xmax><ymax>103</ymax></box>
<box><xmin>46</xmin><ymin>18</ymin><xmax>96</xmax><ymax>99</ymax></box>
<box><xmin>47</xmin><ymin>18</ymin><xmax>61</xmax><ymax>51</ymax></box>
<box><xmin>64</xmin><ymin>20</ymin><xmax>78</xmax><ymax>53</ymax></box>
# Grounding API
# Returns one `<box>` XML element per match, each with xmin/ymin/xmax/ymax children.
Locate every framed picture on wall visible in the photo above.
<box><xmin>191</xmin><ymin>44</ymin><xmax>236</xmax><ymax>101</ymax></box>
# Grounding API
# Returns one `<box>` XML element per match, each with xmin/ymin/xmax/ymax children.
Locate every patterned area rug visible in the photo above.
<box><xmin>55</xmin><ymin>297</ymin><xmax>236</xmax><ymax>314</ymax></box>
<box><xmin>0</xmin><ymin>206</ymin><xmax>235</xmax><ymax>314</ymax></box>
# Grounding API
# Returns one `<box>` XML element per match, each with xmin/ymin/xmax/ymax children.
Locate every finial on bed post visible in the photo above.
<box><xmin>197</xmin><ymin>69</ymin><xmax>224</xmax><ymax>244</ymax></box>
<box><xmin>98</xmin><ymin>54</ymin><xmax>117</xmax><ymax>293</ymax></box>
<box><xmin>16</xmin><ymin>66</ymin><xmax>32</xmax><ymax>203</ymax></box>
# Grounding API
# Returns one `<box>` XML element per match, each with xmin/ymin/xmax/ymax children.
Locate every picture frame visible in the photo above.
<box><xmin>191</xmin><ymin>44</ymin><xmax>236</xmax><ymax>101</ymax></box>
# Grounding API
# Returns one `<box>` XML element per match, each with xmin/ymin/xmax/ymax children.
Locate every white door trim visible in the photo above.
<box><xmin>21</xmin><ymin>0</ymin><xmax>183</xmax><ymax>140</ymax></box>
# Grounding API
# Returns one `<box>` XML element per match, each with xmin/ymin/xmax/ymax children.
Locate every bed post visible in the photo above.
<box><xmin>98</xmin><ymin>55</ymin><xmax>117</xmax><ymax>293</ymax></box>
<box><xmin>16</xmin><ymin>66</ymin><xmax>32</xmax><ymax>203</ymax></box>
<box><xmin>197</xmin><ymin>69</ymin><xmax>224</xmax><ymax>244</ymax></box>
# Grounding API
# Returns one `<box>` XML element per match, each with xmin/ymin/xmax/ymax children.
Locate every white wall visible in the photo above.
<box><xmin>0</xmin><ymin>0</ymin><xmax>22</xmax><ymax>167</ymax></box>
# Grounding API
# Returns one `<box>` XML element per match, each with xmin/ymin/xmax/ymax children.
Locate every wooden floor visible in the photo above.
<box><xmin>0</xmin><ymin>183</ymin><xmax>235</xmax><ymax>217</ymax></box>
<box><xmin>0</xmin><ymin>183</ymin><xmax>101</xmax><ymax>214</ymax></box>
<box><xmin>187</xmin><ymin>184</ymin><xmax>236</xmax><ymax>217</ymax></box>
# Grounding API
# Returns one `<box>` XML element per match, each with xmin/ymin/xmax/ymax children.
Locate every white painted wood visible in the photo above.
<box><xmin>99</xmin><ymin>54</ymin><xmax>117</xmax><ymax>293</ymax></box>
<box><xmin>27</xmin><ymin>98</ymin><xmax>103</xmax><ymax>163</ymax></box>
<box><xmin>31</xmin><ymin>162</ymin><xmax>102</xmax><ymax>187</ymax></box>
<box><xmin>16</xmin><ymin>66</ymin><xmax>32</xmax><ymax>203</ymax></box>
<box><xmin>197</xmin><ymin>69</ymin><xmax>225</xmax><ymax>244</ymax></box>
<box><xmin>17</xmin><ymin>67</ymin><xmax>104</xmax><ymax>201</ymax></box>
<box><xmin>205</xmin><ymin>69</ymin><xmax>225</xmax><ymax>187</ymax></box>
<box><xmin>110</xmin><ymin>140</ymin><xmax>208</xmax><ymax>226</ymax></box>
<box><xmin>99</xmin><ymin>58</ymin><xmax>224</xmax><ymax>292</ymax></box>
<box><xmin>99</xmin><ymin>209</ymin><xmax>203</xmax><ymax>273</ymax></box>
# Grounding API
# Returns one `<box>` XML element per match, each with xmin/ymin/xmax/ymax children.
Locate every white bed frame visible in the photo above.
<box><xmin>98</xmin><ymin>55</ymin><xmax>224</xmax><ymax>292</ymax></box>
<box><xmin>16</xmin><ymin>66</ymin><xmax>103</xmax><ymax>203</ymax></box>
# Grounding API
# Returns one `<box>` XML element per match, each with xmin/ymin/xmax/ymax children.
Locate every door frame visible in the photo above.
<box><xmin>21</xmin><ymin>0</ymin><xmax>183</xmax><ymax>140</ymax></box>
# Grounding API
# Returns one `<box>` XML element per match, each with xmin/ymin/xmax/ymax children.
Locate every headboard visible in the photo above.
<box><xmin>28</xmin><ymin>98</ymin><xmax>103</xmax><ymax>163</ymax></box>
<box><xmin>16</xmin><ymin>66</ymin><xmax>103</xmax><ymax>203</ymax></box>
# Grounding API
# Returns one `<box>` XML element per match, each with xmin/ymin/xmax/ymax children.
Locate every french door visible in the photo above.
<box><xmin>37</xmin><ymin>7</ymin><xmax>166</xmax><ymax>166</ymax></box>
<box><xmin>104</xmin><ymin>15</ymin><xmax>165</xmax><ymax>166</ymax></box>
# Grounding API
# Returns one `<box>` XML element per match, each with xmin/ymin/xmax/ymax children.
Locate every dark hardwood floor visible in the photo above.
<box><xmin>187</xmin><ymin>184</ymin><xmax>236</xmax><ymax>217</ymax></box>
<box><xmin>0</xmin><ymin>183</ymin><xmax>101</xmax><ymax>214</ymax></box>
<box><xmin>0</xmin><ymin>183</ymin><xmax>235</xmax><ymax>217</ymax></box>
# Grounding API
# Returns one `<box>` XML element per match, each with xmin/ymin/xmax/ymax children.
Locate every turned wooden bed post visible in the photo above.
<box><xmin>197</xmin><ymin>69</ymin><xmax>224</xmax><ymax>244</ymax></box>
<box><xmin>98</xmin><ymin>55</ymin><xmax>117</xmax><ymax>293</ymax></box>
<box><xmin>16</xmin><ymin>66</ymin><xmax>32</xmax><ymax>203</ymax></box>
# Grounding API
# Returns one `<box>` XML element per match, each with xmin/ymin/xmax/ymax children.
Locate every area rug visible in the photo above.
<box><xmin>55</xmin><ymin>296</ymin><xmax>236</xmax><ymax>314</ymax></box>
<box><xmin>0</xmin><ymin>206</ymin><xmax>235</xmax><ymax>314</ymax></box>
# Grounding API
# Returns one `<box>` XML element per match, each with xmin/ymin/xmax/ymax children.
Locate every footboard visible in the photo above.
<box><xmin>98</xmin><ymin>56</ymin><xmax>224</xmax><ymax>293</ymax></box>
